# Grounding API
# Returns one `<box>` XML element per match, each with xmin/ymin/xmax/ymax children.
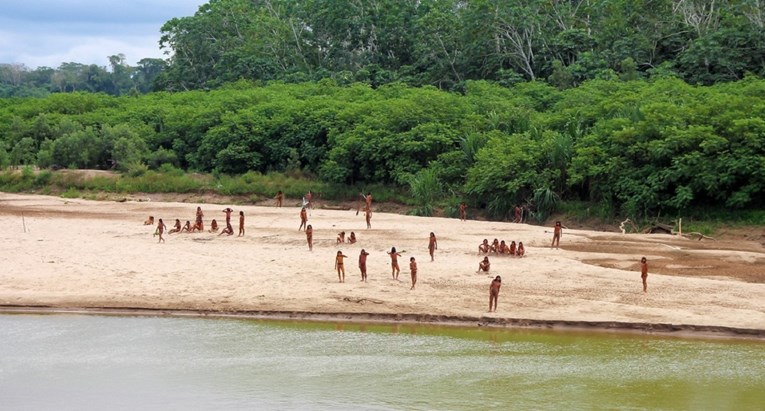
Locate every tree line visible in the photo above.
<box><xmin>1</xmin><ymin>76</ymin><xmax>763</xmax><ymax>219</ymax></box>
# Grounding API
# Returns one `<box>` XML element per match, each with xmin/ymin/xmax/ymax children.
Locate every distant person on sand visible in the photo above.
<box><xmin>144</xmin><ymin>216</ymin><xmax>154</xmax><ymax>225</ymax></box>
<box><xmin>514</xmin><ymin>205</ymin><xmax>522</xmax><ymax>223</ymax></box>
<box><xmin>641</xmin><ymin>257</ymin><xmax>648</xmax><ymax>292</ymax></box>
<box><xmin>168</xmin><ymin>219</ymin><xmax>182</xmax><ymax>234</ymax></box>
<box><xmin>459</xmin><ymin>202</ymin><xmax>467</xmax><ymax>221</ymax></box>
<box><xmin>219</xmin><ymin>222</ymin><xmax>234</xmax><ymax>236</ymax></box>
<box><xmin>478</xmin><ymin>239</ymin><xmax>489</xmax><ymax>255</ymax></box>
<box><xmin>509</xmin><ymin>240</ymin><xmax>516</xmax><ymax>256</ymax></box>
<box><xmin>477</xmin><ymin>256</ymin><xmax>490</xmax><ymax>273</ymax></box>
<box><xmin>490</xmin><ymin>238</ymin><xmax>500</xmax><ymax>254</ymax></box>
<box><xmin>156</xmin><ymin>218</ymin><xmax>167</xmax><ymax>243</ymax></box>
<box><xmin>194</xmin><ymin>206</ymin><xmax>204</xmax><ymax>231</ymax></box>
<box><xmin>274</xmin><ymin>191</ymin><xmax>283</xmax><ymax>207</ymax></box>
<box><xmin>305</xmin><ymin>191</ymin><xmax>314</xmax><ymax>209</ymax></box>
<box><xmin>365</xmin><ymin>208</ymin><xmax>372</xmax><ymax>229</ymax></box>
<box><xmin>336</xmin><ymin>231</ymin><xmax>345</xmax><ymax>244</ymax></box>
<box><xmin>306</xmin><ymin>224</ymin><xmax>313</xmax><ymax>251</ymax></box>
<box><xmin>387</xmin><ymin>247</ymin><xmax>403</xmax><ymax>280</ymax></box>
<box><xmin>499</xmin><ymin>240</ymin><xmax>508</xmax><ymax>255</ymax></box>
<box><xmin>361</xmin><ymin>192</ymin><xmax>373</xmax><ymax>211</ymax></box>
<box><xmin>299</xmin><ymin>207</ymin><xmax>308</xmax><ymax>231</ymax></box>
<box><xmin>489</xmin><ymin>275</ymin><xmax>502</xmax><ymax>312</ymax></box>
<box><xmin>409</xmin><ymin>257</ymin><xmax>417</xmax><ymax>290</ymax></box>
<box><xmin>181</xmin><ymin>220</ymin><xmax>192</xmax><ymax>233</ymax></box>
<box><xmin>551</xmin><ymin>221</ymin><xmax>562</xmax><ymax>249</ymax></box>
<box><xmin>348</xmin><ymin>232</ymin><xmax>357</xmax><ymax>244</ymax></box>
<box><xmin>238</xmin><ymin>211</ymin><xmax>245</xmax><ymax>236</ymax></box>
<box><xmin>359</xmin><ymin>249</ymin><xmax>370</xmax><ymax>282</ymax></box>
<box><xmin>222</xmin><ymin>207</ymin><xmax>234</xmax><ymax>225</ymax></box>
<box><xmin>209</xmin><ymin>219</ymin><xmax>219</xmax><ymax>233</ymax></box>
<box><xmin>517</xmin><ymin>242</ymin><xmax>525</xmax><ymax>257</ymax></box>
<box><xmin>428</xmin><ymin>232</ymin><xmax>438</xmax><ymax>261</ymax></box>
<box><xmin>335</xmin><ymin>251</ymin><xmax>348</xmax><ymax>283</ymax></box>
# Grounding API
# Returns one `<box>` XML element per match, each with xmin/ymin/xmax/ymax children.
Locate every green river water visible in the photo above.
<box><xmin>1</xmin><ymin>314</ymin><xmax>763</xmax><ymax>410</ymax></box>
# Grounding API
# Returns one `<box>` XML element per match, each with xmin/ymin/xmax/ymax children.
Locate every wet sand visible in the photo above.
<box><xmin>1</xmin><ymin>193</ymin><xmax>764</xmax><ymax>337</ymax></box>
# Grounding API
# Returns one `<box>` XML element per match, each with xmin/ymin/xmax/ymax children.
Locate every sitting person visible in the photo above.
<box><xmin>348</xmin><ymin>232</ymin><xmax>357</xmax><ymax>244</ymax></box>
<box><xmin>478</xmin><ymin>239</ymin><xmax>490</xmax><ymax>255</ymax></box>
<box><xmin>498</xmin><ymin>240</ymin><xmax>508</xmax><ymax>255</ymax></box>
<box><xmin>336</xmin><ymin>231</ymin><xmax>346</xmax><ymax>244</ymax></box>
<box><xmin>477</xmin><ymin>256</ymin><xmax>491</xmax><ymax>273</ymax></box>
<box><xmin>509</xmin><ymin>240</ymin><xmax>517</xmax><ymax>256</ymax></box>
<box><xmin>143</xmin><ymin>216</ymin><xmax>154</xmax><ymax>225</ymax></box>
<box><xmin>208</xmin><ymin>219</ymin><xmax>219</xmax><ymax>233</ymax></box>
<box><xmin>490</xmin><ymin>238</ymin><xmax>500</xmax><ymax>254</ymax></box>
<box><xmin>517</xmin><ymin>241</ymin><xmax>525</xmax><ymax>257</ymax></box>
<box><xmin>218</xmin><ymin>222</ymin><xmax>234</xmax><ymax>236</ymax></box>
<box><xmin>168</xmin><ymin>219</ymin><xmax>182</xmax><ymax>234</ymax></box>
<box><xmin>181</xmin><ymin>220</ymin><xmax>192</xmax><ymax>233</ymax></box>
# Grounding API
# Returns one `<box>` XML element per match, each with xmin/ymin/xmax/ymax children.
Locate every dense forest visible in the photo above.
<box><xmin>0</xmin><ymin>0</ymin><xmax>763</xmax><ymax>221</ymax></box>
<box><xmin>2</xmin><ymin>0</ymin><xmax>765</xmax><ymax>96</ymax></box>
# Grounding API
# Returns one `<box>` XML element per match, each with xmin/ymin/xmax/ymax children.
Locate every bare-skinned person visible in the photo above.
<box><xmin>348</xmin><ymin>232</ymin><xmax>357</xmax><ymax>244</ymax></box>
<box><xmin>514</xmin><ymin>205</ymin><xmax>522</xmax><ymax>223</ymax></box>
<box><xmin>428</xmin><ymin>232</ymin><xmax>438</xmax><ymax>261</ymax></box>
<box><xmin>498</xmin><ymin>240</ymin><xmax>508</xmax><ymax>255</ymax></box>
<box><xmin>156</xmin><ymin>218</ymin><xmax>167</xmax><ymax>243</ymax></box>
<box><xmin>238</xmin><ymin>211</ymin><xmax>245</xmax><ymax>236</ymax></box>
<box><xmin>168</xmin><ymin>219</ymin><xmax>182</xmax><ymax>234</ymax></box>
<box><xmin>336</xmin><ymin>231</ymin><xmax>346</xmax><ymax>244</ymax></box>
<box><xmin>509</xmin><ymin>240</ymin><xmax>516</xmax><ymax>256</ymax></box>
<box><xmin>641</xmin><ymin>257</ymin><xmax>648</xmax><ymax>292</ymax></box>
<box><xmin>209</xmin><ymin>219</ymin><xmax>219</xmax><ymax>233</ymax></box>
<box><xmin>362</xmin><ymin>192</ymin><xmax>373</xmax><ymax>211</ymax></box>
<box><xmin>299</xmin><ymin>207</ymin><xmax>308</xmax><ymax>231</ymax></box>
<box><xmin>222</xmin><ymin>207</ymin><xmax>234</xmax><ymax>226</ymax></box>
<box><xmin>219</xmin><ymin>222</ymin><xmax>234</xmax><ymax>236</ymax></box>
<box><xmin>517</xmin><ymin>242</ymin><xmax>525</xmax><ymax>257</ymax></box>
<box><xmin>459</xmin><ymin>202</ymin><xmax>467</xmax><ymax>221</ymax></box>
<box><xmin>144</xmin><ymin>216</ymin><xmax>154</xmax><ymax>226</ymax></box>
<box><xmin>409</xmin><ymin>257</ymin><xmax>418</xmax><ymax>290</ymax></box>
<box><xmin>194</xmin><ymin>206</ymin><xmax>204</xmax><ymax>231</ymax></box>
<box><xmin>305</xmin><ymin>191</ymin><xmax>314</xmax><ymax>209</ymax></box>
<box><xmin>181</xmin><ymin>220</ymin><xmax>192</xmax><ymax>233</ymax></box>
<box><xmin>274</xmin><ymin>191</ymin><xmax>283</xmax><ymax>207</ymax></box>
<box><xmin>551</xmin><ymin>221</ymin><xmax>562</xmax><ymax>248</ymax></box>
<box><xmin>365</xmin><ymin>207</ymin><xmax>372</xmax><ymax>229</ymax></box>
<box><xmin>306</xmin><ymin>224</ymin><xmax>313</xmax><ymax>251</ymax></box>
<box><xmin>359</xmin><ymin>249</ymin><xmax>370</xmax><ymax>282</ymax></box>
<box><xmin>490</xmin><ymin>238</ymin><xmax>500</xmax><ymax>255</ymax></box>
<box><xmin>489</xmin><ymin>275</ymin><xmax>502</xmax><ymax>312</ymax></box>
<box><xmin>387</xmin><ymin>247</ymin><xmax>403</xmax><ymax>280</ymax></box>
<box><xmin>477</xmin><ymin>256</ymin><xmax>491</xmax><ymax>274</ymax></box>
<box><xmin>335</xmin><ymin>251</ymin><xmax>348</xmax><ymax>283</ymax></box>
<box><xmin>478</xmin><ymin>239</ymin><xmax>490</xmax><ymax>255</ymax></box>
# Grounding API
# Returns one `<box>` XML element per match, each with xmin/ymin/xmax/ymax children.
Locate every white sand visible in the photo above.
<box><xmin>1</xmin><ymin>192</ymin><xmax>764</xmax><ymax>330</ymax></box>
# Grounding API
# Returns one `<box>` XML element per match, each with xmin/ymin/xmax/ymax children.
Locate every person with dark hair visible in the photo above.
<box><xmin>387</xmin><ymin>246</ymin><xmax>403</xmax><ymax>280</ymax></box>
<box><xmin>489</xmin><ymin>276</ymin><xmax>502</xmax><ymax>312</ymax></box>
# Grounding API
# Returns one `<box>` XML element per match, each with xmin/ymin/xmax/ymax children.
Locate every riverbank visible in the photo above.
<box><xmin>1</xmin><ymin>192</ymin><xmax>764</xmax><ymax>338</ymax></box>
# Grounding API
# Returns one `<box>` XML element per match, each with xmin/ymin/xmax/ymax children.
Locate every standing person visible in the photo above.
<box><xmin>365</xmin><ymin>208</ymin><xmax>372</xmax><ymax>229</ymax></box>
<box><xmin>387</xmin><ymin>247</ymin><xmax>403</xmax><ymax>280</ymax></box>
<box><xmin>222</xmin><ymin>207</ymin><xmax>234</xmax><ymax>226</ymax></box>
<box><xmin>305</xmin><ymin>191</ymin><xmax>314</xmax><ymax>210</ymax></box>
<box><xmin>477</xmin><ymin>256</ymin><xmax>490</xmax><ymax>273</ymax></box>
<box><xmin>195</xmin><ymin>206</ymin><xmax>204</xmax><ymax>231</ymax></box>
<box><xmin>551</xmin><ymin>221</ymin><xmax>562</xmax><ymax>249</ymax></box>
<box><xmin>306</xmin><ymin>225</ymin><xmax>313</xmax><ymax>251</ymax></box>
<box><xmin>459</xmin><ymin>202</ymin><xmax>467</xmax><ymax>221</ymax></box>
<box><xmin>514</xmin><ymin>205</ymin><xmax>522</xmax><ymax>223</ymax></box>
<box><xmin>640</xmin><ymin>257</ymin><xmax>648</xmax><ymax>292</ymax></box>
<box><xmin>409</xmin><ymin>257</ymin><xmax>418</xmax><ymax>290</ymax></box>
<box><xmin>156</xmin><ymin>218</ymin><xmax>167</xmax><ymax>243</ymax></box>
<box><xmin>299</xmin><ymin>207</ymin><xmax>308</xmax><ymax>231</ymax></box>
<box><xmin>359</xmin><ymin>249</ymin><xmax>370</xmax><ymax>282</ymax></box>
<box><xmin>428</xmin><ymin>232</ymin><xmax>438</xmax><ymax>261</ymax></box>
<box><xmin>335</xmin><ymin>251</ymin><xmax>348</xmax><ymax>283</ymax></box>
<box><xmin>489</xmin><ymin>276</ymin><xmax>502</xmax><ymax>312</ymax></box>
<box><xmin>274</xmin><ymin>191</ymin><xmax>283</xmax><ymax>207</ymax></box>
<box><xmin>238</xmin><ymin>211</ymin><xmax>245</xmax><ymax>236</ymax></box>
<box><xmin>361</xmin><ymin>192</ymin><xmax>373</xmax><ymax>211</ymax></box>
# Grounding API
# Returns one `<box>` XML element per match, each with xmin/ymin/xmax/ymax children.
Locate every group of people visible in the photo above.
<box><xmin>478</xmin><ymin>238</ymin><xmax>526</xmax><ymax>257</ymax></box>
<box><xmin>150</xmin><ymin>206</ymin><xmax>245</xmax><ymax>243</ymax></box>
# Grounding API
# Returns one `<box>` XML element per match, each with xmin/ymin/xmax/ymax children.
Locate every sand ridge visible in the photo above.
<box><xmin>1</xmin><ymin>192</ymin><xmax>764</xmax><ymax>332</ymax></box>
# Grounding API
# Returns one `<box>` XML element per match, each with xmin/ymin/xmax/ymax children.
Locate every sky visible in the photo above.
<box><xmin>0</xmin><ymin>0</ymin><xmax>209</xmax><ymax>69</ymax></box>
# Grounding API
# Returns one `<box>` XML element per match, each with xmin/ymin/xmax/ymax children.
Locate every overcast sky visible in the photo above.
<box><xmin>1</xmin><ymin>0</ymin><xmax>209</xmax><ymax>69</ymax></box>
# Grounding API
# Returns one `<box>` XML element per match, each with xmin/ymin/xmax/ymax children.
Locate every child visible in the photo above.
<box><xmin>208</xmin><ymin>219</ymin><xmax>219</xmax><ymax>233</ymax></box>
<box><xmin>428</xmin><ymin>232</ymin><xmax>438</xmax><ymax>261</ymax></box>
<box><xmin>387</xmin><ymin>247</ymin><xmax>403</xmax><ymax>280</ymax></box>
<box><xmin>299</xmin><ymin>207</ymin><xmax>308</xmax><ymax>231</ymax></box>
<box><xmin>336</xmin><ymin>231</ymin><xmax>345</xmax><ymax>244</ymax></box>
<box><xmin>409</xmin><ymin>257</ymin><xmax>417</xmax><ymax>290</ymax></box>
<box><xmin>477</xmin><ymin>256</ymin><xmax>490</xmax><ymax>273</ymax></box>
<box><xmin>348</xmin><ymin>232</ymin><xmax>357</xmax><ymax>244</ymax></box>
<box><xmin>478</xmin><ymin>239</ymin><xmax>489</xmax><ymax>255</ymax></box>
<box><xmin>238</xmin><ymin>211</ymin><xmax>245</xmax><ymax>236</ymax></box>
<box><xmin>489</xmin><ymin>276</ymin><xmax>502</xmax><ymax>312</ymax></box>
<box><xmin>156</xmin><ymin>218</ymin><xmax>167</xmax><ymax>243</ymax></box>
<box><xmin>641</xmin><ymin>257</ymin><xmax>648</xmax><ymax>292</ymax></box>
<box><xmin>359</xmin><ymin>249</ymin><xmax>370</xmax><ymax>282</ymax></box>
<box><xmin>551</xmin><ymin>221</ymin><xmax>562</xmax><ymax>248</ymax></box>
<box><xmin>335</xmin><ymin>251</ymin><xmax>348</xmax><ymax>283</ymax></box>
<box><xmin>168</xmin><ymin>219</ymin><xmax>182</xmax><ymax>234</ymax></box>
<box><xmin>517</xmin><ymin>242</ymin><xmax>525</xmax><ymax>257</ymax></box>
<box><xmin>306</xmin><ymin>225</ymin><xmax>313</xmax><ymax>251</ymax></box>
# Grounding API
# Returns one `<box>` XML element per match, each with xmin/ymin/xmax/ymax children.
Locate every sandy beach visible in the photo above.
<box><xmin>1</xmin><ymin>192</ymin><xmax>764</xmax><ymax>336</ymax></box>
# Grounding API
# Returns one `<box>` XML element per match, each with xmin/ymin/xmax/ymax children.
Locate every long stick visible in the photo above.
<box><xmin>22</xmin><ymin>212</ymin><xmax>27</xmax><ymax>233</ymax></box>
